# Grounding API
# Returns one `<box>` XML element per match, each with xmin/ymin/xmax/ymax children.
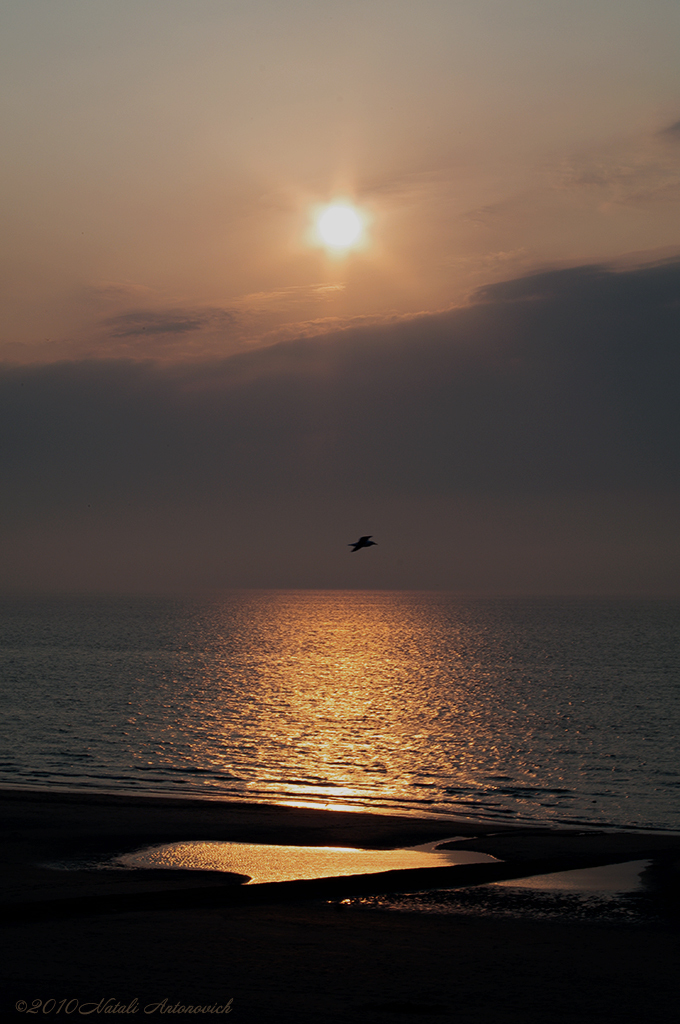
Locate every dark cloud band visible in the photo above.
<box><xmin>2</xmin><ymin>258</ymin><xmax>679</xmax><ymax>592</ymax></box>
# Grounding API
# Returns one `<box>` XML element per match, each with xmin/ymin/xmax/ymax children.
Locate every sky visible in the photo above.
<box><xmin>1</xmin><ymin>0</ymin><xmax>679</xmax><ymax>594</ymax></box>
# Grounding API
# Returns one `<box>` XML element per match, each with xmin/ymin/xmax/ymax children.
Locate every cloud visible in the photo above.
<box><xmin>463</xmin><ymin>123</ymin><xmax>680</xmax><ymax>231</ymax></box>
<box><xmin>86</xmin><ymin>281</ymin><xmax>157</xmax><ymax>304</ymax></box>
<box><xmin>658</xmin><ymin>118</ymin><xmax>680</xmax><ymax>139</ymax></box>
<box><xmin>443</xmin><ymin>248</ymin><xmax>532</xmax><ymax>272</ymax></box>
<box><xmin>85</xmin><ymin>283</ymin><xmax>350</xmax><ymax>358</ymax></box>
<box><xmin>233</xmin><ymin>283</ymin><xmax>345</xmax><ymax>311</ymax></box>
<box><xmin>5</xmin><ymin>256</ymin><xmax>680</xmax><ymax>501</ymax></box>
<box><xmin>553</xmin><ymin>124</ymin><xmax>680</xmax><ymax>206</ymax></box>
<box><xmin>256</xmin><ymin>310</ymin><xmax>410</xmax><ymax>345</ymax></box>
<box><xmin>1</xmin><ymin>257</ymin><xmax>679</xmax><ymax>593</ymax></box>
<box><xmin>102</xmin><ymin>307</ymin><xmax>239</xmax><ymax>338</ymax></box>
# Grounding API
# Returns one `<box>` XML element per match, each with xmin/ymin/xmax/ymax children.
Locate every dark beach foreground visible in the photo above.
<box><xmin>1</xmin><ymin>788</ymin><xmax>678</xmax><ymax>1023</ymax></box>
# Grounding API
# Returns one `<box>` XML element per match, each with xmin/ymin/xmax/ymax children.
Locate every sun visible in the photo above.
<box><xmin>316</xmin><ymin>204</ymin><xmax>363</xmax><ymax>250</ymax></box>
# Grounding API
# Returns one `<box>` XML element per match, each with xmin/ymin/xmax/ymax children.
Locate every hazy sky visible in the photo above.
<box><xmin>1</xmin><ymin>1</ymin><xmax>679</xmax><ymax>593</ymax></box>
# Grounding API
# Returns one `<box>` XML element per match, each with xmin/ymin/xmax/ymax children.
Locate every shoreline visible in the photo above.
<box><xmin>2</xmin><ymin>780</ymin><xmax>678</xmax><ymax>835</ymax></box>
<box><xmin>2</xmin><ymin>784</ymin><xmax>679</xmax><ymax>902</ymax></box>
<box><xmin>2</xmin><ymin>786</ymin><xmax>679</xmax><ymax>1023</ymax></box>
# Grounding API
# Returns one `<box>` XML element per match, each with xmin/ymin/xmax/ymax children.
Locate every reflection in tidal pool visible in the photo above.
<box><xmin>493</xmin><ymin>858</ymin><xmax>650</xmax><ymax>892</ymax></box>
<box><xmin>342</xmin><ymin>859</ymin><xmax>655</xmax><ymax>922</ymax></box>
<box><xmin>116</xmin><ymin>839</ymin><xmax>497</xmax><ymax>884</ymax></box>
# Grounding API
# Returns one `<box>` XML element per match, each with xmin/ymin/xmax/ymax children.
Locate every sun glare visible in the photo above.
<box><xmin>316</xmin><ymin>204</ymin><xmax>363</xmax><ymax>250</ymax></box>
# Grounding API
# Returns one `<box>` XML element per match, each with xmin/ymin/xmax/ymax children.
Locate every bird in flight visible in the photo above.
<box><xmin>349</xmin><ymin>535</ymin><xmax>377</xmax><ymax>552</ymax></box>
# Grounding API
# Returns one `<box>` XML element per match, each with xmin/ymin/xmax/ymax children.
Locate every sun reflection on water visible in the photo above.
<box><xmin>163</xmin><ymin>590</ymin><xmax>484</xmax><ymax>811</ymax></box>
<box><xmin>32</xmin><ymin>589</ymin><xmax>674</xmax><ymax>829</ymax></box>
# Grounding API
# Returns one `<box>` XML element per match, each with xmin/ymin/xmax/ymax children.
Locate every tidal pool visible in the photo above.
<box><xmin>116</xmin><ymin>838</ymin><xmax>498</xmax><ymax>884</ymax></box>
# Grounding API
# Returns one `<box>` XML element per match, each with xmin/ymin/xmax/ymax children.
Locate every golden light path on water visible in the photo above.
<box><xmin>117</xmin><ymin>840</ymin><xmax>497</xmax><ymax>884</ymax></box>
<box><xmin>3</xmin><ymin>590</ymin><xmax>670</xmax><ymax>829</ymax></box>
<box><xmin>140</xmin><ymin>590</ymin><xmax>495</xmax><ymax>814</ymax></box>
<box><xmin>120</xmin><ymin>590</ymin><xmax>679</xmax><ymax>829</ymax></box>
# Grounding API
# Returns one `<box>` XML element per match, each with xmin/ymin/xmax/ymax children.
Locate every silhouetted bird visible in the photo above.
<box><xmin>349</xmin><ymin>535</ymin><xmax>377</xmax><ymax>552</ymax></box>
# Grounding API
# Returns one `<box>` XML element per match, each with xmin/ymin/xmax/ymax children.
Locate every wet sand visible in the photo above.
<box><xmin>1</xmin><ymin>787</ymin><xmax>679</xmax><ymax>1023</ymax></box>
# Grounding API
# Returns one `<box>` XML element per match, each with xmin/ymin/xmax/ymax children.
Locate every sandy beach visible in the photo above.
<box><xmin>1</xmin><ymin>787</ymin><xmax>678</xmax><ymax>1023</ymax></box>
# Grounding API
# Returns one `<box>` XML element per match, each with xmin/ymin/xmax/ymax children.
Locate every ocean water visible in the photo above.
<box><xmin>1</xmin><ymin>591</ymin><xmax>678</xmax><ymax>831</ymax></box>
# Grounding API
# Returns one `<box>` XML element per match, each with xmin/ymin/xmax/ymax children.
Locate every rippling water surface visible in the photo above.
<box><xmin>1</xmin><ymin>591</ymin><xmax>678</xmax><ymax>830</ymax></box>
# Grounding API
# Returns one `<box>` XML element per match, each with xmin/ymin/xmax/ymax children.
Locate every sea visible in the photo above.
<box><xmin>1</xmin><ymin>590</ymin><xmax>679</xmax><ymax>833</ymax></box>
